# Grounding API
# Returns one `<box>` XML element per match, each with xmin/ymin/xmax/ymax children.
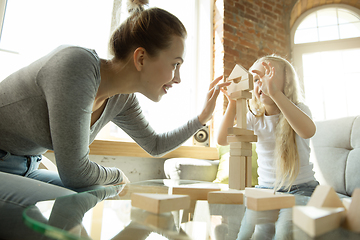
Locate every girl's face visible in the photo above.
<box><xmin>251</xmin><ymin>60</ymin><xmax>284</xmax><ymax>106</ymax></box>
<box><xmin>140</xmin><ymin>36</ymin><xmax>185</xmax><ymax>102</ymax></box>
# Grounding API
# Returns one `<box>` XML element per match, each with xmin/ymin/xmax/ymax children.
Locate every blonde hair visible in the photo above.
<box><xmin>249</xmin><ymin>55</ymin><xmax>303</xmax><ymax>191</ymax></box>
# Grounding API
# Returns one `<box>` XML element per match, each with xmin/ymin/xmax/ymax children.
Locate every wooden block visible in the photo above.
<box><xmin>228</xmin><ymin>64</ymin><xmax>251</xmax><ymax>81</ymax></box>
<box><xmin>229</xmin><ymin>90</ymin><xmax>252</xmax><ymax>100</ymax></box>
<box><xmin>342</xmin><ymin>197</ymin><xmax>351</xmax><ymax>210</ymax></box>
<box><xmin>236</xmin><ymin>98</ymin><xmax>247</xmax><ymax>128</ymax></box>
<box><xmin>131</xmin><ymin>193</ymin><xmax>190</xmax><ymax>214</ymax></box>
<box><xmin>229</xmin><ymin>156</ymin><xmax>246</xmax><ymax>190</ymax></box>
<box><xmin>131</xmin><ymin>208</ymin><xmax>174</xmax><ymax>229</ymax></box>
<box><xmin>207</xmin><ymin>189</ymin><xmax>244</xmax><ymax>204</ymax></box>
<box><xmin>171</xmin><ymin>186</ymin><xmax>221</xmax><ymax>200</ymax></box>
<box><xmin>228</xmin><ymin>77</ymin><xmax>254</xmax><ymax>93</ymax></box>
<box><xmin>90</xmin><ymin>200</ymin><xmax>104</xmax><ymax>240</ymax></box>
<box><xmin>230</xmin><ymin>148</ymin><xmax>252</xmax><ymax>156</ymax></box>
<box><xmin>228</xmin><ymin>127</ymin><xmax>254</xmax><ymax>136</ymax></box>
<box><xmin>246</xmin><ymin>156</ymin><xmax>252</xmax><ymax>187</ymax></box>
<box><xmin>307</xmin><ymin>185</ymin><xmax>344</xmax><ymax>208</ymax></box>
<box><xmin>245</xmin><ymin>187</ymin><xmax>295</xmax><ymax>211</ymax></box>
<box><xmin>342</xmin><ymin>188</ymin><xmax>360</xmax><ymax>232</ymax></box>
<box><xmin>293</xmin><ymin>206</ymin><xmax>346</xmax><ymax>237</ymax></box>
<box><xmin>227</xmin><ymin>135</ymin><xmax>257</xmax><ymax>143</ymax></box>
<box><xmin>245</xmin><ymin>187</ymin><xmax>275</xmax><ymax>197</ymax></box>
<box><xmin>230</xmin><ymin>142</ymin><xmax>252</xmax><ymax>149</ymax></box>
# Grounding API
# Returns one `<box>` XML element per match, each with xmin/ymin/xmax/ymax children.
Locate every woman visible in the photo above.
<box><xmin>0</xmin><ymin>1</ymin><xmax>228</xmax><ymax>238</ymax></box>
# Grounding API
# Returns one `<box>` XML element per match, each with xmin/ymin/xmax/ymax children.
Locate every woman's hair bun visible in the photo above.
<box><xmin>127</xmin><ymin>0</ymin><xmax>149</xmax><ymax>13</ymax></box>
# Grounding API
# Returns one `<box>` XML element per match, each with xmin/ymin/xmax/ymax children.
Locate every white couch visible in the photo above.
<box><xmin>310</xmin><ymin>115</ymin><xmax>360</xmax><ymax>197</ymax></box>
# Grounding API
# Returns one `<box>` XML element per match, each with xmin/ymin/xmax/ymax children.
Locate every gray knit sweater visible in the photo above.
<box><xmin>0</xmin><ymin>45</ymin><xmax>202</xmax><ymax>188</ymax></box>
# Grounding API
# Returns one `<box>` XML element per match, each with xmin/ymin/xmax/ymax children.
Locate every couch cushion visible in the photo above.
<box><xmin>311</xmin><ymin>116</ymin><xmax>360</xmax><ymax>196</ymax></box>
<box><xmin>164</xmin><ymin>158</ymin><xmax>219</xmax><ymax>182</ymax></box>
<box><xmin>346</xmin><ymin>116</ymin><xmax>360</xmax><ymax>195</ymax></box>
<box><xmin>213</xmin><ymin>144</ymin><xmax>258</xmax><ymax>186</ymax></box>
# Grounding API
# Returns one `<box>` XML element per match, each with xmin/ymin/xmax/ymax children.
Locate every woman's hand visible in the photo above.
<box><xmin>220</xmin><ymin>78</ymin><xmax>236</xmax><ymax>103</ymax></box>
<box><xmin>198</xmin><ymin>76</ymin><xmax>231</xmax><ymax>125</ymax></box>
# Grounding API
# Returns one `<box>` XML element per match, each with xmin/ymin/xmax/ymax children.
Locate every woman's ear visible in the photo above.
<box><xmin>133</xmin><ymin>47</ymin><xmax>146</xmax><ymax>71</ymax></box>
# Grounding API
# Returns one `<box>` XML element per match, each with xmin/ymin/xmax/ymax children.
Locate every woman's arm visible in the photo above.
<box><xmin>113</xmin><ymin>76</ymin><xmax>230</xmax><ymax>157</ymax></box>
<box><xmin>40</xmin><ymin>47</ymin><xmax>123</xmax><ymax>188</ymax></box>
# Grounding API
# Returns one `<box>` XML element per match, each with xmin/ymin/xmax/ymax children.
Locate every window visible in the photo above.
<box><xmin>292</xmin><ymin>5</ymin><xmax>360</xmax><ymax>121</ymax></box>
<box><xmin>0</xmin><ymin>0</ymin><xmax>213</xmax><ymax>145</ymax></box>
<box><xmin>0</xmin><ymin>0</ymin><xmax>113</xmax><ymax>80</ymax></box>
<box><xmin>294</xmin><ymin>8</ymin><xmax>360</xmax><ymax>44</ymax></box>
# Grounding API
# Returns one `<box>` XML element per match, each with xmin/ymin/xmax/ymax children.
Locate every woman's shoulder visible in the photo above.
<box><xmin>50</xmin><ymin>45</ymin><xmax>100</xmax><ymax>63</ymax></box>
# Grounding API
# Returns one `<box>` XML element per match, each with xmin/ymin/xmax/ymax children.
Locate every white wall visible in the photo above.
<box><xmin>44</xmin><ymin>152</ymin><xmax>167</xmax><ymax>183</ymax></box>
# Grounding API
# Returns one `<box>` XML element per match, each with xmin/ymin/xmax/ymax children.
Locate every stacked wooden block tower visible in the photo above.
<box><xmin>226</xmin><ymin>64</ymin><xmax>257</xmax><ymax>190</ymax></box>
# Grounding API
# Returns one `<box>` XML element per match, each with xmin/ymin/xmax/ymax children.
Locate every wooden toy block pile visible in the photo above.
<box><xmin>293</xmin><ymin>185</ymin><xmax>360</xmax><ymax>237</ymax></box>
<box><xmin>227</xmin><ymin>64</ymin><xmax>257</xmax><ymax>190</ymax></box>
<box><xmin>128</xmin><ymin>183</ymin><xmax>359</xmax><ymax>238</ymax></box>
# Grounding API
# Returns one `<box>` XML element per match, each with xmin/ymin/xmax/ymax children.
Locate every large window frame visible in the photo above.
<box><xmin>291</xmin><ymin>4</ymin><xmax>360</xmax><ymax>121</ymax></box>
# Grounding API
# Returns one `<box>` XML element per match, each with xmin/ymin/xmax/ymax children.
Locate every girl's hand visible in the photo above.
<box><xmin>198</xmin><ymin>76</ymin><xmax>231</xmax><ymax>125</ymax></box>
<box><xmin>252</xmin><ymin>62</ymin><xmax>280</xmax><ymax>98</ymax></box>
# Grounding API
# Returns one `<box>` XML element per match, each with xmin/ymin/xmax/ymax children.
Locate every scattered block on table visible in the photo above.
<box><xmin>229</xmin><ymin>142</ymin><xmax>252</xmax><ymax>150</ymax></box>
<box><xmin>342</xmin><ymin>188</ymin><xmax>360</xmax><ymax>233</ymax></box>
<box><xmin>244</xmin><ymin>187</ymin><xmax>295</xmax><ymax>211</ymax></box>
<box><xmin>229</xmin><ymin>156</ymin><xmax>246</xmax><ymax>190</ymax></box>
<box><xmin>307</xmin><ymin>185</ymin><xmax>344</xmax><ymax>208</ymax></box>
<box><xmin>245</xmin><ymin>187</ymin><xmax>275</xmax><ymax>196</ymax></box>
<box><xmin>342</xmin><ymin>198</ymin><xmax>351</xmax><ymax>210</ymax></box>
<box><xmin>171</xmin><ymin>186</ymin><xmax>221</xmax><ymax>201</ymax></box>
<box><xmin>229</xmin><ymin>90</ymin><xmax>252</xmax><ymax>100</ymax></box>
<box><xmin>228</xmin><ymin>127</ymin><xmax>254</xmax><ymax>136</ymax></box>
<box><xmin>293</xmin><ymin>206</ymin><xmax>346</xmax><ymax>237</ymax></box>
<box><xmin>207</xmin><ymin>189</ymin><xmax>244</xmax><ymax>204</ymax></box>
<box><xmin>131</xmin><ymin>207</ymin><xmax>175</xmax><ymax>229</ymax></box>
<box><xmin>131</xmin><ymin>193</ymin><xmax>190</xmax><ymax>214</ymax></box>
<box><xmin>227</xmin><ymin>135</ymin><xmax>258</xmax><ymax>143</ymax></box>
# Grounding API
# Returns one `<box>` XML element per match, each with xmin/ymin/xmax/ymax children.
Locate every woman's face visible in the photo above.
<box><xmin>140</xmin><ymin>36</ymin><xmax>185</xmax><ymax>102</ymax></box>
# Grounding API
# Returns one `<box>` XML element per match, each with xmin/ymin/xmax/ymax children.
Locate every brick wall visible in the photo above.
<box><xmin>213</xmin><ymin>0</ymin><xmax>296</xmax><ymax>117</ymax></box>
<box><xmin>221</xmin><ymin>0</ymin><xmax>296</xmax><ymax>77</ymax></box>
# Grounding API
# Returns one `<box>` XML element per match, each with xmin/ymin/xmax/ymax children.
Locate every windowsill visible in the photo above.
<box><xmin>88</xmin><ymin>140</ymin><xmax>219</xmax><ymax>160</ymax></box>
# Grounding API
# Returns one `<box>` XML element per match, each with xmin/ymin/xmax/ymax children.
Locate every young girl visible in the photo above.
<box><xmin>218</xmin><ymin>55</ymin><xmax>319</xmax><ymax>239</ymax></box>
<box><xmin>218</xmin><ymin>55</ymin><xmax>318</xmax><ymax>194</ymax></box>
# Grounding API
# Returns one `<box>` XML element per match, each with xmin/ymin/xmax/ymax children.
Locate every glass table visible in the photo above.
<box><xmin>23</xmin><ymin>179</ymin><xmax>359</xmax><ymax>240</ymax></box>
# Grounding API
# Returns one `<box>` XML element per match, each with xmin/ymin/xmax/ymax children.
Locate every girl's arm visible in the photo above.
<box><xmin>271</xmin><ymin>92</ymin><xmax>316</xmax><ymax>139</ymax></box>
<box><xmin>217</xmin><ymin>88</ymin><xmax>237</xmax><ymax>146</ymax></box>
